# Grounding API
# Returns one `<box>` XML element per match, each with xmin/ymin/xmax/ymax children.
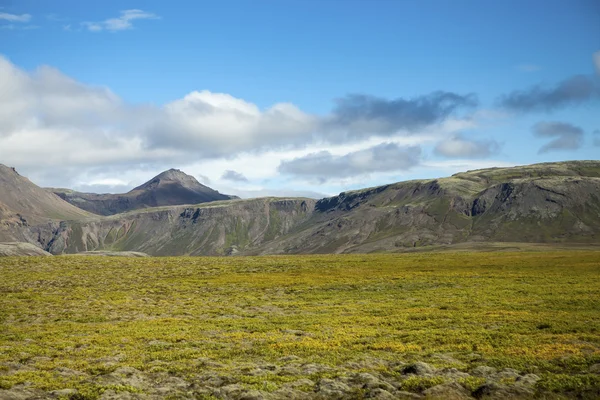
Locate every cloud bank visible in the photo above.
<box><xmin>498</xmin><ymin>75</ymin><xmax>600</xmax><ymax>112</ymax></box>
<box><xmin>0</xmin><ymin>55</ymin><xmax>479</xmax><ymax>179</ymax></box>
<box><xmin>4</xmin><ymin>53</ymin><xmax>591</xmax><ymax>193</ymax></box>
<box><xmin>325</xmin><ymin>92</ymin><xmax>478</xmax><ymax>139</ymax></box>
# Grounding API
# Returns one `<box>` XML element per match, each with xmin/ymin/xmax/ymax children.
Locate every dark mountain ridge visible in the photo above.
<box><xmin>50</xmin><ymin>168</ymin><xmax>236</xmax><ymax>216</ymax></box>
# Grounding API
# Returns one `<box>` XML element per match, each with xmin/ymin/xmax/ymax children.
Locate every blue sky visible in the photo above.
<box><xmin>0</xmin><ymin>0</ymin><xmax>599</xmax><ymax>197</ymax></box>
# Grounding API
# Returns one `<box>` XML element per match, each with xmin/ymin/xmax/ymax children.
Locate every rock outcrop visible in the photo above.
<box><xmin>0</xmin><ymin>242</ymin><xmax>52</xmax><ymax>257</ymax></box>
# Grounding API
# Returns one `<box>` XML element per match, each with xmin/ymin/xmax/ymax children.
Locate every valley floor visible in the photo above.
<box><xmin>0</xmin><ymin>252</ymin><xmax>599</xmax><ymax>399</ymax></box>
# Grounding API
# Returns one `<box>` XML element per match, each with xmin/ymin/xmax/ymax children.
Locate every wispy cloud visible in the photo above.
<box><xmin>83</xmin><ymin>9</ymin><xmax>159</xmax><ymax>32</ymax></box>
<box><xmin>532</xmin><ymin>121</ymin><xmax>584</xmax><ymax>154</ymax></box>
<box><xmin>221</xmin><ymin>170</ymin><xmax>249</xmax><ymax>182</ymax></box>
<box><xmin>82</xmin><ymin>22</ymin><xmax>103</xmax><ymax>32</ymax></box>
<box><xmin>434</xmin><ymin>134</ymin><xmax>500</xmax><ymax>158</ymax></box>
<box><xmin>0</xmin><ymin>12</ymin><xmax>31</xmax><ymax>22</ymax></box>
<box><xmin>498</xmin><ymin>75</ymin><xmax>600</xmax><ymax>113</ymax></box>
<box><xmin>1</xmin><ymin>24</ymin><xmax>39</xmax><ymax>31</ymax></box>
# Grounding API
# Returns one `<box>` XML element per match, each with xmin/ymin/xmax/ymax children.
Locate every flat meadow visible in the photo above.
<box><xmin>0</xmin><ymin>251</ymin><xmax>599</xmax><ymax>399</ymax></box>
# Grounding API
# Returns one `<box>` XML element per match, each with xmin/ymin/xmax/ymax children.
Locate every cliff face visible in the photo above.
<box><xmin>43</xmin><ymin>198</ymin><xmax>316</xmax><ymax>256</ymax></box>
<box><xmin>2</xmin><ymin>161</ymin><xmax>600</xmax><ymax>256</ymax></box>
<box><xmin>249</xmin><ymin>162</ymin><xmax>600</xmax><ymax>254</ymax></box>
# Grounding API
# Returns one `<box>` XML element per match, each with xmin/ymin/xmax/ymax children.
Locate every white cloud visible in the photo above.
<box><xmin>278</xmin><ymin>143</ymin><xmax>421</xmax><ymax>182</ymax></box>
<box><xmin>147</xmin><ymin>90</ymin><xmax>318</xmax><ymax>156</ymax></box>
<box><xmin>83</xmin><ymin>9</ymin><xmax>159</xmax><ymax>32</ymax></box>
<box><xmin>177</xmin><ymin>135</ymin><xmax>440</xmax><ymax>189</ymax></box>
<box><xmin>434</xmin><ymin>134</ymin><xmax>500</xmax><ymax>158</ymax></box>
<box><xmin>105</xmin><ymin>9</ymin><xmax>159</xmax><ymax>31</ymax></box>
<box><xmin>86</xmin><ymin>178</ymin><xmax>129</xmax><ymax>186</ymax></box>
<box><xmin>82</xmin><ymin>22</ymin><xmax>103</xmax><ymax>32</ymax></box>
<box><xmin>594</xmin><ymin>51</ymin><xmax>600</xmax><ymax>75</ymax></box>
<box><xmin>0</xmin><ymin>12</ymin><xmax>31</xmax><ymax>22</ymax></box>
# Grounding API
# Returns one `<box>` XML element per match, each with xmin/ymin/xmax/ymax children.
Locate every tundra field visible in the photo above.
<box><xmin>0</xmin><ymin>252</ymin><xmax>599</xmax><ymax>399</ymax></box>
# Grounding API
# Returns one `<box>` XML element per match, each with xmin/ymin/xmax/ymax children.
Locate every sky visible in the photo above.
<box><xmin>0</xmin><ymin>0</ymin><xmax>599</xmax><ymax>198</ymax></box>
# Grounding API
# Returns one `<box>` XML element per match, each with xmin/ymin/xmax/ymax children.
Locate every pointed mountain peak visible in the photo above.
<box><xmin>154</xmin><ymin>168</ymin><xmax>198</xmax><ymax>182</ymax></box>
<box><xmin>131</xmin><ymin>168</ymin><xmax>206</xmax><ymax>192</ymax></box>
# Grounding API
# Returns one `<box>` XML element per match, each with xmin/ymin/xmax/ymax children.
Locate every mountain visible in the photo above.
<box><xmin>251</xmin><ymin>160</ymin><xmax>600</xmax><ymax>254</ymax></box>
<box><xmin>0</xmin><ymin>164</ymin><xmax>91</xmax><ymax>221</ymax></box>
<box><xmin>0</xmin><ymin>164</ymin><xmax>92</xmax><ymax>242</ymax></box>
<box><xmin>50</xmin><ymin>169</ymin><xmax>236</xmax><ymax>216</ymax></box>
<box><xmin>45</xmin><ymin>197</ymin><xmax>315</xmax><ymax>256</ymax></box>
<box><xmin>2</xmin><ymin>160</ymin><xmax>600</xmax><ymax>255</ymax></box>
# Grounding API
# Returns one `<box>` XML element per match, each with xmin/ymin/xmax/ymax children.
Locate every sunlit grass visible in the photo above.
<box><xmin>0</xmin><ymin>251</ymin><xmax>599</xmax><ymax>397</ymax></box>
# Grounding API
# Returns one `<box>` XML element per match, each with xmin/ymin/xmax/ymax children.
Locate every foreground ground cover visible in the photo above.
<box><xmin>0</xmin><ymin>251</ymin><xmax>599</xmax><ymax>399</ymax></box>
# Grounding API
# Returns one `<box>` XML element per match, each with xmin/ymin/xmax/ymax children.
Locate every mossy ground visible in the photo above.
<box><xmin>0</xmin><ymin>251</ymin><xmax>599</xmax><ymax>398</ymax></box>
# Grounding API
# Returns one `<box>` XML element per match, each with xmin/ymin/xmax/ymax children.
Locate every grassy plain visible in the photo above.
<box><xmin>0</xmin><ymin>251</ymin><xmax>599</xmax><ymax>398</ymax></box>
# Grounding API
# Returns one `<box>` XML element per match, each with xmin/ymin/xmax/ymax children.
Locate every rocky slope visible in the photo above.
<box><xmin>50</xmin><ymin>169</ymin><xmax>236</xmax><ymax>216</ymax></box>
<box><xmin>0</xmin><ymin>164</ymin><xmax>93</xmax><ymax>243</ymax></box>
<box><xmin>44</xmin><ymin>197</ymin><xmax>316</xmax><ymax>256</ymax></box>
<box><xmin>1</xmin><ymin>161</ymin><xmax>600</xmax><ymax>255</ymax></box>
<box><xmin>0</xmin><ymin>164</ymin><xmax>91</xmax><ymax>222</ymax></box>
<box><xmin>0</xmin><ymin>242</ymin><xmax>52</xmax><ymax>256</ymax></box>
<box><xmin>252</xmin><ymin>160</ymin><xmax>600</xmax><ymax>254</ymax></box>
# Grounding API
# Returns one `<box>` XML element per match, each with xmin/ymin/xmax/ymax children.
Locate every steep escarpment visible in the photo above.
<box><xmin>45</xmin><ymin>198</ymin><xmax>316</xmax><ymax>256</ymax></box>
<box><xmin>468</xmin><ymin>177</ymin><xmax>600</xmax><ymax>242</ymax></box>
<box><xmin>250</xmin><ymin>161</ymin><xmax>600</xmax><ymax>254</ymax></box>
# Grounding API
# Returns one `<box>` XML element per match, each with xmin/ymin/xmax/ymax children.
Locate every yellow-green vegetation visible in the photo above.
<box><xmin>0</xmin><ymin>251</ymin><xmax>599</xmax><ymax>398</ymax></box>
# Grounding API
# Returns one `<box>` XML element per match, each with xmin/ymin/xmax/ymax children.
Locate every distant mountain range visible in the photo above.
<box><xmin>50</xmin><ymin>168</ymin><xmax>237</xmax><ymax>216</ymax></box>
<box><xmin>1</xmin><ymin>161</ymin><xmax>599</xmax><ymax>255</ymax></box>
